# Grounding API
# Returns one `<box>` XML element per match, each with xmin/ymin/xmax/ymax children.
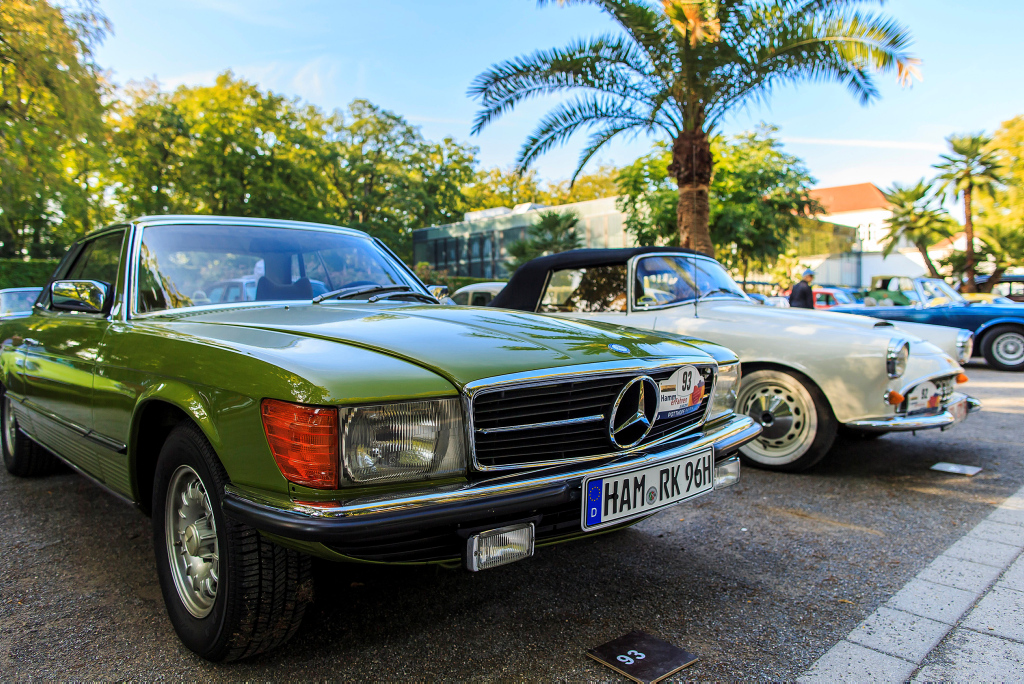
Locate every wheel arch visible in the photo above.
<box><xmin>976</xmin><ymin>319</ymin><xmax>1024</xmax><ymax>347</ymax></box>
<box><xmin>740</xmin><ymin>361</ymin><xmax>833</xmax><ymax>414</ymax></box>
<box><xmin>129</xmin><ymin>383</ymin><xmax>224</xmax><ymax>516</ymax></box>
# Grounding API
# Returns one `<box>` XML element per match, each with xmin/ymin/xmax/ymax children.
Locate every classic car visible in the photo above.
<box><xmin>812</xmin><ymin>287</ymin><xmax>857</xmax><ymax>309</ymax></box>
<box><xmin>0</xmin><ymin>217</ymin><xmax>760</xmax><ymax>661</ymax></box>
<box><xmin>976</xmin><ymin>274</ymin><xmax>1024</xmax><ymax>302</ymax></box>
<box><xmin>451</xmin><ymin>281</ymin><xmax>507</xmax><ymax>306</ymax></box>
<box><xmin>832</xmin><ymin>275</ymin><xmax>1024</xmax><ymax>372</ymax></box>
<box><xmin>490</xmin><ymin>248</ymin><xmax>980</xmax><ymax>473</ymax></box>
<box><xmin>0</xmin><ymin>286</ymin><xmax>43</xmax><ymax>316</ymax></box>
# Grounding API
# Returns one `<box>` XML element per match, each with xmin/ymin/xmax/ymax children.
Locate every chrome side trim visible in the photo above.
<box><xmin>15</xmin><ymin>397</ymin><xmax>127</xmax><ymax>453</ymax></box>
<box><xmin>466</xmin><ymin>359</ymin><xmax>718</xmax><ymax>472</ymax></box>
<box><xmin>224</xmin><ymin>413</ymin><xmax>760</xmax><ymax>522</ymax></box>
<box><xmin>846</xmin><ymin>392</ymin><xmax>975</xmax><ymax>432</ymax></box>
<box><xmin>477</xmin><ymin>414</ymin><xmax>604</xmax><ymax>435</ymax></box>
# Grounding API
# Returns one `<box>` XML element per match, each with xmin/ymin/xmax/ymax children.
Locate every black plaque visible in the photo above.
<box><xmin>587</xmin><ymin>631</ymin><xmax>698</xmax><ymax>683</ymax></box>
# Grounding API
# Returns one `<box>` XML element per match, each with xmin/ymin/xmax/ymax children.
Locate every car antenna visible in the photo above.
<box><xmin>691</xmin><ymin>251</ymin><xmax>700</xmax><ymax>319</ymax></box>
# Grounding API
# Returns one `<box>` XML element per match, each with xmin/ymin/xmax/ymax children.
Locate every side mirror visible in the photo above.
<box><xmin>51</xmin><ymin>280</ymin><xmax>109</xmax><ymax>313</ymax></box>
<box><xmin>427</xmin><ymin>284</ymin><xmax>449</xmax><ymax>300</ymax></box>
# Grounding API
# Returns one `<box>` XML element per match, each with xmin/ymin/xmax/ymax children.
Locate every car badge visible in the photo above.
<box><xmin>608</xmin><ymin>375</ymin><xmax>659</xmax><ymax>449</ymax></box>
<box><xmin>608</xmin><ymin>343</ymin><xmax>629</xmax><ymax>354</ymax></box>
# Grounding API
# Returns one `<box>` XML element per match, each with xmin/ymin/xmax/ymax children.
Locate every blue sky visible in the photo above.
<box><xmin>94</xmin><ymin>0</ymin><xmax>1024</xmax><ymax>192</ymax></box>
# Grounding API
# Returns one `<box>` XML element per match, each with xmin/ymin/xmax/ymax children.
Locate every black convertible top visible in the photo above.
<box><xmin>489</xmin><ymin>246</ymin><xmax>700</xmax><ymax>311</ymax></box>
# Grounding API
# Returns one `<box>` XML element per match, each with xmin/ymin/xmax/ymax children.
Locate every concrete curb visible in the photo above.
<box><xmin>799</xmin><ymin>486</ymin><xmax>1024</xmax><ymax>683</ymax></box>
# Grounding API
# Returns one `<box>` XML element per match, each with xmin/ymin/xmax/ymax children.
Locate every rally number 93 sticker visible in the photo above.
<box><xmin>657</xmin><ymin>365</ymin><xmax>705</xmax><ymax>420</ymax></box>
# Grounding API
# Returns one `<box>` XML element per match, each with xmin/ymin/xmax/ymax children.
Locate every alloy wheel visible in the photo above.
<box><xmin>992</xmin><ymin>331</ymin><xmax>1024</xmax><ymax>367</ymax></box>
<box><xmin>164</xmin><ymin>465</ymin><xmax>220</xmax><ymax>618</ymax></box>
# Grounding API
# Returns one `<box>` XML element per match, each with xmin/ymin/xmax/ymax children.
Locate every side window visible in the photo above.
<box><xmin>540</xmin><ymin>265</ymin><xmax>627</xmax><ymax>313</ymax></box>
<box><xmin>65</xmin><ymin>231</ymin><xmax>125</xmax><ymax>287</ymax></box>
<box><xmin>471</xmin><ymin>292</ymin><xmax>491</xmax><ymax>306</ymax></box>
<box><xmin>815</xmin><ymin>292</ymin><xmax>827</xmax><ymax>305</ymax></box>
<box><xmin>452</xmin><ymin>292</ymin><xmax>469</xmax><ymax>305</ymax></box>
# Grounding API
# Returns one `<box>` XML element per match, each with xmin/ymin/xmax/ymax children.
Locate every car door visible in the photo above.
<box><xmin>20</xmin><ymin>229</ymin><xmax>125</xmax><ymax>480</ymax></box>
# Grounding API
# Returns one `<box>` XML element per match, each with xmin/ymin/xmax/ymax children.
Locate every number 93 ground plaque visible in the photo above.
<box><xmin>586</xmin><ymin>630</ymin><xmax>698</xmax><ymax>683</ymax></box>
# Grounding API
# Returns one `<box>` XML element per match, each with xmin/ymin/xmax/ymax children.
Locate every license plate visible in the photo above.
<box><xmin>582</xmin><ymin>449</ymin><xmax>714</xmax><ymax>531</ymax></box>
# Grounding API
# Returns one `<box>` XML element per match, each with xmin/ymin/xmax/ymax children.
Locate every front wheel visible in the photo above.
<box><xmin>152</xmin><ymin>422</ymin><xmax>312</xmax><ymax>662</ymax></box>
<box><xmin>982</xmin><ymin>326</ymin><xmax>1024</xmax><ymax>372</ymax></box>
<box><xmin>735</xmin><ymin>369</ymin><xmax>838</xmax><ymax>472</ymax></box>
<box><xmin>1</xmin><ymin>393</ymin><xmax>60</xmax><ymax>477</ymax></box>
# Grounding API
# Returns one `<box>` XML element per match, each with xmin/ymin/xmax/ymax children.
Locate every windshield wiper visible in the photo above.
<box><xmin>698</xmin><ymin>288</ymin><xmax>746</xmax><ymax>302</ymax></box>
<box><xmin>367</xmin><ymin>291</ymin><xmax>438</xmax><ymax>304</ymax></box>
<box><xmin>312</xmin><ymin>284</ymin><xmax>411</xmax><ymax>304</ymax></box>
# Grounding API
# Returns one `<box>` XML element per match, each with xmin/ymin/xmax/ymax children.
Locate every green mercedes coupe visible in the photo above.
<box><xmin>0</xmin><ymin>216</ymin><xmax>759</xmax><ymax>661</ymax></box>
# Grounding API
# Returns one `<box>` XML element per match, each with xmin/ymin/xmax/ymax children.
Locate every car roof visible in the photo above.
<box><xmin>977</xmin><ymin>274</ymin><xmax>1024</xmax><ymax>283</ymax></box>
<box><xmin>84</xmin><ymin>215</ymin><xmax>368</xmax><ymax>240</ymax></box>
<box><xmin>489</xmin><ymin>246</ymin><xmax>702</xmax><ymax>310</ymax></box>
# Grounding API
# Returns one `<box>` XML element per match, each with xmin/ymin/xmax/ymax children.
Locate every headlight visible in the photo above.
<box><xmin>887</xmin><ymin>338</ymin><xmax>910</xmax><ymax>379</ymax></box>
<box><xmin>955</xmin><ymin>330</ymin><xmax>974</xmax><ymax>365</ymax></box>
<box><xmin>341</xmin><ymin>398</ymin><xmax>467</xmax><ymax>485</ymax></box>
<box><xmin>709</xmin><ymin>361</ymin><xmax>741</xmax><ymax>420</ymax></box>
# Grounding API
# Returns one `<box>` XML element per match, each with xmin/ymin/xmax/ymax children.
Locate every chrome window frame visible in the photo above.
<box><xmin>628</xmin><ymin>252</ymin><xmax>750</xmax><ymax>313</ymax></box>
<box><xmin>463</xmin><ymin>357</ymin><xmax>719</xmax><ymax>472</ymax></box>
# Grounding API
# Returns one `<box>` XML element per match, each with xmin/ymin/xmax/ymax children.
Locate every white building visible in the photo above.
<box><xmin>808</xmin><ymin>183</ymin><xmax>898</xmax><ymax>252</ymax></box>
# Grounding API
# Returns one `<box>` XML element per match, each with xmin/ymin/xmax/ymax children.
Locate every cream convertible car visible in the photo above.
<box><xmin>491</xmin><ymin>248</ymin><xmax>981</xmax><ymax>472</ymax></box>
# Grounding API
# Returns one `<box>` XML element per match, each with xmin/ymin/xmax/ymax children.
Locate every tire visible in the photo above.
<box><xmin>1</xmin><ymin>392</ymin><xmax>60</xmax><ymax>477</ymax></box>
<box><xmin>735</xmin><ymin>369</ymin><xmax>838</xmax><ymax>472</ymax></box>
<box><xmin>981</xmin><ymin>325</ymin><xmax>1024</xmax><ymax>372</ymax></box>
<box><xmin>152</xmin><ymin>422</ymin><xmax>312</xmax><ymax>662</ymax></box>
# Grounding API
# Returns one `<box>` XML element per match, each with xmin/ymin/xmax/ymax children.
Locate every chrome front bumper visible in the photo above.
<box><xmin>845</xmin><ymin>393</ymin><xmax>981</xmax><ymax>433</ymax></box>
<box><xmin>222</xmin><ymin>414</ymin><xmax>761</xmax><ymax>544</ymax></box>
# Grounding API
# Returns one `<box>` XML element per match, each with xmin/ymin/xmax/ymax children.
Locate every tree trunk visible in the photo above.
<box><xmin>667</xmin><ymin>129</ymin><xmax>714</xmax><ymax>256</ymax></box>
<box><xmin>963</xmin><ymin>187</ymin><xmax>976</xmax><ymax>293</ymax></box>
<box><xmin>917</xmin><ymin>242</ymin><xmax>941</xmax><ymax>278</ymax></box>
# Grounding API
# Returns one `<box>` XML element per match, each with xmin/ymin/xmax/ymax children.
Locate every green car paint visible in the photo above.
<box><xmin>1</xmin><ymin>216</ymin><xmax>749</xmax><ymax>566</ymax></box>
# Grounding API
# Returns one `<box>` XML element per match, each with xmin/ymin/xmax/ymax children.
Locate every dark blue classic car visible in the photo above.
<box><xmin>831</xmin><ymin>276</ymin><xmax>1024</xmax><ymax>371</ymax></box>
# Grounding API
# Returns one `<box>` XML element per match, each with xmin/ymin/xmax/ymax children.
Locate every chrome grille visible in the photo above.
<box><xmin>471</xmin><ymin>365</ymin><xmax>715</xmax><ymax>470</ymax></box>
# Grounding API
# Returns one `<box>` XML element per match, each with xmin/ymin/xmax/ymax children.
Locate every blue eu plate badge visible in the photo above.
<box><xmin>586</xmin><ymin>478</ymin><xmax>604</xmax><ymax>526</ymax></box>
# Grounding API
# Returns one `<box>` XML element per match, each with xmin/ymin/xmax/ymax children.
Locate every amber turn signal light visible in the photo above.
<box><xmin>261</xmin><ymin>399</ymin><xmax>339</xmax><ymax>489</ymax></box>
<box><xmin>956</xmin><ymin>373</ymin><xmax>969</xmax><ymax>384</ymax></box>
<box><xmin>886</xmin><ymin>390</ymin><xmax>905</xmax><ymax>405</ymax></box>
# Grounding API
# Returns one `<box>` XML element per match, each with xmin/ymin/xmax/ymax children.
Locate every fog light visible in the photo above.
<box><xmin>466</xmin><ymin>523</ymin><xmax>534</xmax><ymax>572</ymax></box>
<box><xmin>713</xmin><ymin>456</ymin><xmax>740</xmax><ymax>489</ymax></box>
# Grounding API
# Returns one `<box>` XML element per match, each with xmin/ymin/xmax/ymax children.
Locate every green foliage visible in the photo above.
<box><xmin>708</xmin><ymin>127</ymin><xmax>820</xmax><ymax>277</ymax></box>
<box><xmin>506</xmin><ymin>211</ymin><xmax>583</xmax><ymax>270</ymax></box>
<box><xmin>0</xmin><ymin>0</ymin><xmax>110</xmax><ymax>258</ymax></box>
<box><xmin>880</xmin><ymin>180</ymin><xmax>954</xmax><ymax>277</ymax></box>
<box><xmin>616</xmin><ymin>128</ymin><xmax>820</xmax><ymax>275</ymax></box>
<box><xmin>0</xmin><ymin>259</ymin><xmax>59</xmax><ymax>289</ymax></box>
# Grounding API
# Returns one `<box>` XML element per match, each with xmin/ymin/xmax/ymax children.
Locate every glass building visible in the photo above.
<box><xmin>412</xmin><ymin>197</ymin><xmax>635</xmax><ymax>279</ymax></box>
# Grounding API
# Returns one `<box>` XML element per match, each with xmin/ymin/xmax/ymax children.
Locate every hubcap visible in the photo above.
<box><xmin>993</xmin><ymin>332</ymin><xmax>1024</xmax><ymax>367</ymax></box>
<box><xmin>737</xmin><ymin>373</ymin><xmax>818</xmax><ymax>465</ymax></box>
<box><xmin>164</xmin><ymin>465</ymin><xmax>220</xmax><ymax>618</ymax></box>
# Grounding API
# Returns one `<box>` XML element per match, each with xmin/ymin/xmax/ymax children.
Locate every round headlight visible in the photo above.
<box><xmin>887</xmin><ymin>338</ymin><xmax>910</xmax><ymax>379</ymax></box>
<box><xmin>955</xmin><ymin>330</ymin><xmax>974</xmax><ymax>365</ymax></box>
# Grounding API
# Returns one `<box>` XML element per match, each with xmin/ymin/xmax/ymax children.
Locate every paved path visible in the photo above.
<box><xmin>801</xmin><ymin>484</ymin><xmax>1024</xmax><ymax>682</ymax></box>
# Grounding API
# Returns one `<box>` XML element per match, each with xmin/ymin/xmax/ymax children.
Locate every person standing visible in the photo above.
<box><xmin>789</xmin><ymin>269</ymin><xmax>815</xmax><ymax>309</ymax></box>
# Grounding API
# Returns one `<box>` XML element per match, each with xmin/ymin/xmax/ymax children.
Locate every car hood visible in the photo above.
<box><xmin>163</xmin><ymin>302</ymin><xmax>723</xmax><ymax>387</ymax></box>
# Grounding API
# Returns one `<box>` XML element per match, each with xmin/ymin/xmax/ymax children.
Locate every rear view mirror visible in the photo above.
<box><xmin>51</xmin><ymin>280</ymin><xmax>109</xmax><ymax>313</ymax></box>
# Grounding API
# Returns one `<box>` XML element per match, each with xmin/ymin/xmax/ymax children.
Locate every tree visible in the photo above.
<box><xmin>707</xmin><ymin>127</ymin><xmax>819</xmax><ymax>284</ymax></box>
<box><xmin>542</xmin><ymin>164</ymin><xmax>621</xmax><ymax>204</ymax></box>
<box><xmin>469</xmin><ymin>0</ymin><xmax>916</xmax><ymax>256</ymax></box>
<box><xmin>975</xmin><ymin>223</ymin><xmax>1024</xmax><ymax>292</ymax></box>
<box><xmin>463</xmin><ymin>166</ymin><xmax>545</xmax><ymax>211</ymax></box>
<box><xmin>880</xmin><ymin>180</ymin><xmax>954</xmax><ymax>278</ymax></box>
<box><xmin>934</xmin><ymin>134</ymin><xmax>1004</xmax><ymax>292</ymax></box>
<box><xmin>616</xmin><ymin>127</ymin><xmax>819</xmax><ymax>281</ymax></box>
<box><xmin>0</xmin><ymin>0</ymin><xmax>110</xmax><ymax>257</ymax></box>
<box><xmin>506</xmin><ymin>210</ymin><xmax>582</xmax><ymax>270</ymax></box>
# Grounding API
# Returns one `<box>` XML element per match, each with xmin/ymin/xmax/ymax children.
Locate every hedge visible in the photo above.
<box><xmin>0</xmin><ymin>260</ymin><xmax>60</xmax><ymax>290</ymax></box>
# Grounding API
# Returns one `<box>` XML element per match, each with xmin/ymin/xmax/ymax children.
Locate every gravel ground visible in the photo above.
<box><xmin>1</xmin><ymin>362</ymin><xmax>1021</xmax><ymax>680</ymax></box>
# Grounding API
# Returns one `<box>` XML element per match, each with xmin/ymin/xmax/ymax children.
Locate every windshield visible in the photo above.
<box><xmin>634</xmin><ymin>255</ymin><xmax>747</xmax><ymax>308</ymax></box>
<box><xmin>833</xmin><ymin>290</ymin><xmax>854</xmax><ymax>304</ymax></box>
<box><xmin>0</xmin><ymin>290</ymin><xmax>41</xmax><ymax>314</ymax></box>
<box><xmin>919</xmin><ymin>278</ymin><xmax>965</xmax><ymax>305</ymax></box>
<box><xmin>135</xmin><ymin>224</ymin><xmax>419</xmax><ymax>314</ymax></box>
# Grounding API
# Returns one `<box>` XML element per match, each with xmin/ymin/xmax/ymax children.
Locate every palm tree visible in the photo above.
<box><xmin>880</xmin><ymin>180</ymin><xmax>953</xmax><ymax>278</ymax></box>
<box><xmin>933</xmin><ymin>134</ymin><xmax>1004</xmax><ymax>292</ymax></box>
<box><xmin>506</xmin><ymin>210</ymin><xmax>583</xmax><ymax>269</ymax></box>
<box><xmin>470</xmin><ymin>0</ymin><xmax>917</xmax><ymax>256</ymax></box>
